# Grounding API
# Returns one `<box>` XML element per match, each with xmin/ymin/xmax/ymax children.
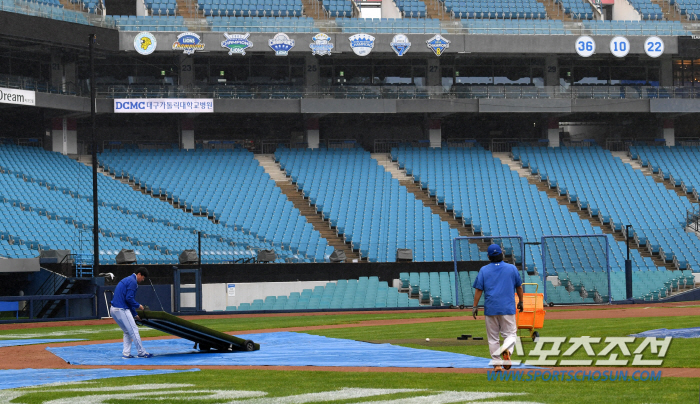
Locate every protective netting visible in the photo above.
<box><xmin>453</xmin><ymin>236</ymin><xmax>524</xmax><ymax>306</ymax></box>
<box><xmin>542</xmin><ymin>235</ymin><xmax>611</xmax><ymax>304</ymax></box>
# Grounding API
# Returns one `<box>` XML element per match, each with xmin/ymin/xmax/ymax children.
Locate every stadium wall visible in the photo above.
<box><xmin>46</xmin><ymin>261</ymin><xmax>486</xmax><ymax>285</ymax></box>
<box><xmin>183</xmin><ymin>281</ymin><xmax>333</xmax><ymax>311</ymax></box>
<box><xmin>612</xmin><ymin>0</ymin><xmax>641</xmax><ymax>21</ymax></box>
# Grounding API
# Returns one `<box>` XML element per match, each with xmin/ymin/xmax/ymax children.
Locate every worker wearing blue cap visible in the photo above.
<box><xmin>472</xmin><ymin>244</ymin><xmax>524</xmax><ymax>372</ymax></box>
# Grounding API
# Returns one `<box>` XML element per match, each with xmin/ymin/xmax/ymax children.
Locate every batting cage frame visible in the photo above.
<box><xmin>541</xmin><ymin>234</ymin><xmax>611</xmax><ymax>305</ymax></box>
<box><xmin>452</xmin><ymin>235</ymin><xmax>524</xmax><ymax>307</ymax></box>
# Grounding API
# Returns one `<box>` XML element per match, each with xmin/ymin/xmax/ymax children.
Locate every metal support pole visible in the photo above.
<box><xmin>625</xmin><ymin>224</ymin><xmax>633</xmax><ymax>299</ymax></box>
<box><xmin>198</xmin><ymin>231</ymin><xmax>202</xmax><ymax>268</ymax></box>
<box><xmin>523</xmin><ymin>241</ymin><xmax>542</xmax><ymax>287</ymax></box>
<box><xmin>90</xmin><ymin>33</ymin><xmax>99</xmax><ymax>276</ymax></box>
<box><xmin>626</xmin><ymin>224</ymin><xmax>631</xmax><ymax>261</ymax></box>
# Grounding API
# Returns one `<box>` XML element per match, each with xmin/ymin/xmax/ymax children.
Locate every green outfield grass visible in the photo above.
<box><xmin>1</xmin><ymin>310</ymin><xmax>699</xmax><ymax>403</ymax></box>
<box><xmin>307</xmin><ymin>315</ymin><xmax>700</xmax><ymax>368</ymax></box>
<box><xmin>3</xmin><ymin>369</ymin><xmax>697</xmax><ymax>404</ymax></box>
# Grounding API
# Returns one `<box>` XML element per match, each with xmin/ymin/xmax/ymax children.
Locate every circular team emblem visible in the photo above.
<box><xmin>134</xmin><ymin>32</ymin><xmax>157</xmax><ymax>55</ymax></box>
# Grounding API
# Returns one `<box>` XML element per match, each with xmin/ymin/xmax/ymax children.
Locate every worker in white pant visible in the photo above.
<box><xmin>472</xmin><ymin>244</ymin><xmax>523</xmax><ymax>372</ymax></box>
<box><xmin>110</xmin><ymin>267</ymin><xmax>153</xmax><ymax>358</ymax></box>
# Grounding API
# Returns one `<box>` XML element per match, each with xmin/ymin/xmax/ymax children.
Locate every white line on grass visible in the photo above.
<box><xmin>42</xmin><ymin>389</ymin><xmax>266</xmax><ymax>404</ymax></box>
<box><xmin>353</xmin><ymin>391</ymin><xmax>527</xmax><ymax>404</ymax></box>
<box><xmin>228</xmin><ymin>388</ymin><xmax>424</xmax><ymax>404</ymax></box>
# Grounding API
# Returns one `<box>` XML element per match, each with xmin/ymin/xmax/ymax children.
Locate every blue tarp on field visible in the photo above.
<box><xmin>0</xmin><ymin>368</ymin><xmax>199</xmax><ymax>390</ymax></box>
<box><xmin>631</xmin><ymin>327</ymin><xmax>700</xmax><ymax>339</ymax></box>
<box><xmin>47</xmin><ymin>332</ymin><xmax>532</xmax><ymax>369</ymax></box>
<box><xmin>0</xmin><ymin>339</ymin><xmax>83</xmax><ymax>347</ymax></box>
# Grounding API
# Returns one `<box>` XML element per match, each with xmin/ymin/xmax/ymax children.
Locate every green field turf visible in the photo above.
<box><xmin>1</xmin><ymin>310</ymin><xmax>699</xmax><ymax>403</ymax></box>
<box><xmin>2</xmin><ymin>369</ymin><xmax>697</xmax><ymax>404</ymax></box>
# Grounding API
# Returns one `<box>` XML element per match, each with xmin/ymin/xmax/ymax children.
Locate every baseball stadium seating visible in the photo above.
<box><xmin>558</xmin><ymin>0</ymin><xmax>595</xmax><ymax>19</ymax></box>
<box><xmin>512</xmin><ymin>146</ymin><xmax>699</xmax><ymax>273</ymax></box>
<box><xmin>394</xmin><ymin>0</ymin><xmax>427</xmax><ymax>18</ymax></box>
<box><xmin>582</xmin><ymin>20</ymin><xmax>690</xmax><ymax>36</ymax></box>
<box><xmin>335</xmin><ymin>18</ymin><xmax>442</xmax><ymax>33</ymax></box>
<box><xmin>445</xmin><ymin>0</ymin><xmax>547</xmax><ymax>19</ymax></box>
<box><xmin>98</xmin><ymin>148</ymin><xmax>332</xmax><ymax>262</ymax></box>
<box><xmin>460</xmin><ymin>19</ymin><xmax>569</xmax><ymax>34</ymax></box>
<box><xmin>324</xmin><ymin>0</ymin><xmax>353</xmax><ymax>17</ymax></box>
<box><xmin>113</xmin><ymin>15</ymin><xmax>188</xmax><ymax>31</ymax></box>
<box><xmin>198</xmin><ymin>0</ymin><xmax>304</xmax><ymax>17</ymax></box>
<box><xmin>236</xmin><ymin>277</ymin><xmax>416</xmax><ymax>310</ymax></box>
<box><xmin>675</xmin><ymin>0</ymin><xmax>700</xmax><ymax>20</ymax></box>
<box><xmin>207</xmin><ymin>16</ymin><xmax>314</xmax><ymax>31</ymax></box>
<box><xmin>631</xmin><ymin>145</ymin><xmax>700</xmax><ymax>205</ymax></box>
<box><xmin>626</xmin><ymin>0</ymin><xmax>664</xmax><ymax>20</ymax></box>
<box><xmin>275</xmin><ymin>146</ymin><xmax>462</xmax><ymax>263</ymax></box>
<box><xmin>0</xmin><ymin>144</ymin><xmax>305</xmax><ymax>264</ymax></box>
<box><xmin>0</xmin><ymin>0</ymin><xmax>96</xmax><ymax>24</ymax></box>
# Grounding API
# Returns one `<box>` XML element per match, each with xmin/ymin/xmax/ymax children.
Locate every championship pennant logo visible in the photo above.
<box><xmin>172</xmin><ymin>32</ymin><xmax>205</xmax><ymax>55</ymax></box>
<box><xmin>390</xmin><ymin>34</ymin><xmax>411</xmax><ymax>57</ymax></box>
<box><xmin>309</xmin><ymin>33</ymin><xmax>334</xmax><ymax>56</ymax></box>
<box><xmin>269</xmin><ymin>33</ymin><xmax>295</xmax><ymax>56</ymax></box>
<box><xmin>221</xmin><ymin>33</ymin><xmax>253</xmax><ymax>56</ymax></box>
<box><xmin>349</xmin><ymin>34</ymin><xmax>375</xmax><ymax>56</ymax></box>
<box><xmin>426</xmin><ymin>34</ymin><xmax>450</xmax><ymax>57</ymax></box>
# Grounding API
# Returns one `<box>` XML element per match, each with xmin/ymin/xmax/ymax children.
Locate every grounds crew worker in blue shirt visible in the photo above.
<box><xmin>110</xmin><ymin>267</ymin><xmax>153</xmax><ymax>358</ymax></box>
<box><xmin>472</xmin><ymin>244</ymin><xmax>523</xmax><ymax>372</ymax></box>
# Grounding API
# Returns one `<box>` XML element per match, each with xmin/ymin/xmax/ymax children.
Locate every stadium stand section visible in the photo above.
<box><xmin>234</xmin><ymin>277</ymin><xmax>417</xmax><ymax>310</ymax></box>
<box><xmin>631</xmin><ymin>145</ymin><xmax>700</xmax><ymax>202</ymax></box>
<box><xmin>323</xmin><ymin>0</ymin><xmax>353</xmax><ymax>17</ymax></box>
<box><xmin>582</xmin><ymin>20</ymin><xmax>690</xmax><ymax>35</ymax></box>
<box><xmin>445</xmin><ymin>0</ymin><xmax>547</xmax><ymax>19</ymax></box>
<box><xmin>0</xmin><ymin>144</ymin><xmax>303</xmax><ymax>264</ymax></box>
<box><xmin>512</xmin><ymin>146</ymin><xmax>699</xmax><ymax>273</ymax></box>
<box><xmin>460</xmin><ymin>19</ymin><xmax>569</xmax><ymax>34</ymax></box>
<box><xmin>390</xmin><ymin>146</ymin><xmax>690</xmax><ymax>301</ymax></box>
<box><xmin>199</xmin><ymin>0</ymin><xmax>304</xmax><ymax>17</ymax></box>
<box><xmin>558</xmin><ymin>0</ymin><xmax>595</xmax><ymax>19</ymax></box>
<box><xmin>394</xmin><ymin>0</ymin><xmax>427</xmax><ymax>18</ymax></box>
<box><xmin>675</xmin><ymin>0</ymin><xmax>700</xmax><ymax>20</ymax></box>
<box><xmin>98</xmin><ymin>148</ymin><xmax>333</xmax><ymax>262</ymax></box>
<box><xmin>142</xmin><ymin>0</ymin><xmax>178</xmax><ymax>15</ymax></box>
<box><xmin>392</xmin><ymin>147</ymin><xmax>602</xmax><ymax>270</ymax></box>
<box><xmin>274</xmin><ymin>146</ymin><xmax>461</xmax><ymax>263</ymax></box>
<box><xmin>627</xmin><ymin>0</ymin><xmax>664</xmax><ymax>20</ymax></box>
<box><xmin>335</xmin><ymin>18</ymin><xmax>442</xmax><ymax>33</ymax></box>
<box><xmin>113</xmin><ymin>15</ymin><xmax>187</xmax><ymax>30</ymax></box>
<box><xmin>207</xmin><ymin>16</ymin><xmax>315</xmax><ymax>30</ymax></box>
<box><xmin>0</xmin><ymin>0</ymin><xmax>99</xmax><ymax>24</ymax></box>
